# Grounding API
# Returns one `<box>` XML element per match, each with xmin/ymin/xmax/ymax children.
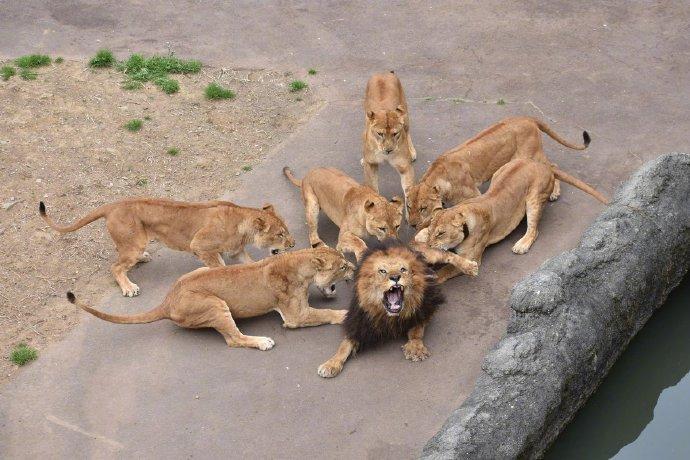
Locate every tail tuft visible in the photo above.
<box><xmin>66</xmin><ymin>291</ymin><xmax>76</xmax><ymax>303</ymax></box>
<box><xmin>583</xmin><ymin>131</ymin><xmax>591</xmax><ymax>147</ymax></box>
<box><xmin>389</xmin><ymin>70</ymin><xmax>395</xmax><ymax>74</ymax></box>
<box><xmin>39</xmin><ymin>201</ymin><xmax>46</xmax><ymax>216</ymax></box>
<box><xmin>282</xmin><ymin>166</ymin><xmax>290</xmax><ymax>175</ymax></box>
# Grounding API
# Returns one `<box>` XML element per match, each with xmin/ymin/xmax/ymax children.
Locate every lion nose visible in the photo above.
<box><xmin>389</xmin><ymin>274</ymin><xmax>401</xmax><ymax>282</ymax></box>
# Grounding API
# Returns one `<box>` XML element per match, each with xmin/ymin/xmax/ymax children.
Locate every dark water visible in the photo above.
<box><xmin>546</xmin><ymin>275</ymin><xmax>690</xmax><ymax>459</ymax></box>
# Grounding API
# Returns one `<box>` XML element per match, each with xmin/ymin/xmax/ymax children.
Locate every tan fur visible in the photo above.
<box><xmin>317</xmin><ymin>246</ymin><xmax>438</xmax><ymax>378</ymax></box>
<box><xmin>420</xmin><ymin>158</ymin><xmax>609</xmax><ymax>283</ymax></box>
<box><xmin>362</xmin><ymin>72</ymin><xmax>417</xmax><ymax>196</ymax></box>
<box><xmin>406</xmin><ymin>117</ymin><xmax>591</xmax><ymax>229</ymax></box>
<box><xmin>41</xmin><ymin>199</ymin><xmax>295</xmax><ymax>297</ymax></box>
<box><xmin>68</xmin><ymin>247</ymin><xmax>355</xmax><ymax>350</ymax></box>
<box><xmin>283</xmin><ymin>166</ymin><xmax>403</xmax><ymax>261</ymax></box>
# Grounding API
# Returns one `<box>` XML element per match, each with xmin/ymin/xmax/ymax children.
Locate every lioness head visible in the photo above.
<box><xmin>355</xmin><ymin>241</ymin><xmax>430</xmax><ymax>317</ymax></box>
<box><xmin>363</xmin><ymin>196</ymin><xmax>404</xmax><ymax>240</ymax></box>
<box><xmin>406</xmin><ymin>183</ymin><xmax>444</xmax><ymax>229</ymax></box>
<box><xmin>311</xmin><ymin>246</ymin><xmax>356</xmax><ymax>298</ymax></box>
<box><xmin>253</xmin><ymin>204</ymin><xmax>296</xmax><ymax>255</ymax></box>
<box><xmin>426</xmin><ymin>208</ymin><xmax>470</xmax><ymax>251</ymax></box>
<box><xmin>367</xmin><ymin>107</ymin><xmax>406</xmax><ymax>155</ymax></box>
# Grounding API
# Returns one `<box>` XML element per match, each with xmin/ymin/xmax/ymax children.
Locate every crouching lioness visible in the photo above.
<box><xmin>283</xmin><ymin>166</ymin><xmax>403</xmax><ymax>261</ymax></box>
<box><xmin>40</xmin><ymin>199</ymin><xmax>295</xmax><ymax>297</ymax></box>
<box><xmin>67</xmin><ymin>246</ymin><xmax>355</xmax><ymax>350</ymax></box>
<box><xmin>419</xmin><ymin>158</ymin><xmax>609</xmax><ymax>282</ymax></box>
<box><xmin>406</xmin><ymin>117</ymin><xmax>591</xmax><ymax>229</ymax></box>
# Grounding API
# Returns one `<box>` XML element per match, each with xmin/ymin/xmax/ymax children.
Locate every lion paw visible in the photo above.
<box><xmin>465</xmin><ymin>260</ymin><xmax>479</xmax><ymax>276</ymax></box>
<box><xmin>121</xmin><ymin>283</ymin><xmax>140</xmax><ymax>297</ymax></box>
<box><xmin>255</xmin><ymin>336</ymin><xmax>275</xmax><ymax>351</ymax></box>
<box><xmin>138</xmin><ymin>251</ymin><xmax>152</xmax><ymax>263</ymax></box>
<box><xmin>512</xmin><ymin>239</ymin><xmax>533</xmax><ymax>255</ymax></box>
<box><xmin>549</xmin><ymin>191</ymin><xmax>560</xmax><ymax>202</ymax></box>
<box><xmin>317</xmin><ymin>360</ymin><xmax>343</xmax><ymax>378</ymax></box>
<box><xmin>332</xmin><ymin>309</ymin><xmax>348</xmax><ymax>324</ymax></box>
<box><xmin>403</xmin><ymin>341</ymin><xmax>430</xmax><ymax>362</ymax></box>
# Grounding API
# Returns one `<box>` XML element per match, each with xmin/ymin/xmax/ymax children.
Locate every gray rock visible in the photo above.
<box><xmin>422</xmin><ymin>153</ymin><xmax>690</xmax><ymax>459</ymax></box>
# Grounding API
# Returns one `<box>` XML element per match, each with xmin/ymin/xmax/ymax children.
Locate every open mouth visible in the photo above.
<box><xmin>383</xmin><ymin>285</ymin><xmax>404</xmax><ymax>315</ymax></box>
<box><xmin>320</xmin><ymin>283</ymin><xmax>337</xmax><ymax>298</ymax></box>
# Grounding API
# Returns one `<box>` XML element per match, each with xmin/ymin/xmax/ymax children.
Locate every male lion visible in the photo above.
<box><xmin>67</xmin><ymin>246</ymin><xmax>355</xmax><ymax>350</ymax></box>
<box><xmin>283</xmin><ymin>166</ymin><xmax>403</xmax><ymax>261</ymax></box>
<box><xmin>406</xmin><ymin>117</ymin><xmax>591</xmax><ymax>229</ymax></box>
<box><xmin>362</xmin><ymin>71</ymin><xmax>417</xmax><ymax>196</ymax></box>
<box><xmin>40</xmin><ymin>198</ymin><xmax>295</xmax><ymax>297</ymax></box>
<box><xmin>418</xmin><ymin>159</ymin><xmax>609</xmax><ymax>283</ymax></box>
<box><xmin>317</xmin><ymin>240</ymin><xmax>444</xmax><ymax>378</ymax></box>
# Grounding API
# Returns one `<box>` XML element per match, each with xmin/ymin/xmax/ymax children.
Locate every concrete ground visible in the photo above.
<box><xmin>1</xmin><ymin>1</ymin><xmax>688</xmax><ymax>458</ymax></box>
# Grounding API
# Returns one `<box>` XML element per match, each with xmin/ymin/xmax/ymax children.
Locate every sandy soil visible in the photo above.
<box><xmin>0</xmin><ymin>59</ymin><xmax>318</xmax><ymax>385</ymax></box>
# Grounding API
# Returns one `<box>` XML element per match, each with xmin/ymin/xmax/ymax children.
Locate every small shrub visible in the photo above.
<box><xmin>143</xmin><ymin>115</ymin><xmax>152</xmax><ymax>121</ymax></box>
<box><xmin>242</xmin><ymin>165</ymin><xmax>252</xmax><ymax>172</ymax></box>
<box><xmin>205</xmin><ymin>82</ymin><xmax>235</xmax><ymax>100</ymax></box>
<box><xmin>10</xmin><ymin>343</ymin><xmax>38</xmax><ymax>366</ymax></box>
<box><xmin>166</xmin><ymin>148</ymin><xmax>179</xmax><ymax>156</ymax></box>
<box><xmin>19</xmin><ymin>69</ymin><xmax>37</xmax><ymax>80</ymax></box>
<box><xmin>89</xmin><ymin>49</ymin><xmax>115</xmax><ymax>68</ymax></box>
<box><xmin>55</xmin><ymin>57</ymin><xmax>64</xmax><ymax>64</ymax></box>
<box><xmin>136</xmin><ymin>177</ymin><xmax>149</xmax><ymax>187</ymax></box>
<box><xmin>154</xmin><ymin>77</ymin><xmax>179</xmax><ymax>94</ymax></box>
<box><xmin>308</xmin><ymin>68</ymin><xmax>317</xmax><ymax>75</ymax></box>
<box><xmin>124</xmin><ymin>119</ymin><xmax>143</xmax><ymax>132</ymax></box>
<box><xmin>15</xmin><ymin>54</ymin><xmax>51</xmax><ymax>68</ymax></box>
<box><xmin>497</xmin><ymin>98</ymin><xmax>506</xmax><ymax>106</ymax></box>
<box><xmin>289</xmin><ymin>80</ymin><xmax>307</xmax><ymax>92</ymax></box>
<box><xmin>1</xmin><ymin>66</ymin><xmax>16</xmax><ymax>81</ymax></box>
<box><xmin>121</xmin><ymin>79</ymin><xmax>143</xmax><ymax>90</ymax></box>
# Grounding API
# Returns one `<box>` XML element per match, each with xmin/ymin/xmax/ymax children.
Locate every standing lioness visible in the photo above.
<box><xmin>406</xmin><ymin>117</ymin><xmax>591</xmax><ymax>229</ymax></box>
<box><xmin>40</xmin><ymin>199</ymin><xmax>295</xmax><ymax>297</ymax></box>
<box><xmin>68</xmin><ymin>247</ymin><xmax>355</xmax><ymax>350</ymax></box>
<box><xmin>283</xmin><ymin>166</ymin><xmax>403</xmax><ymax>261</ymax></box>
<box><xmin>362</xmin><ymin>71</ymin><xmax>416</xmax><ymax>196</ymax></box>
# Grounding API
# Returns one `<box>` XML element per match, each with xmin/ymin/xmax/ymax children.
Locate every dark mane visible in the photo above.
<box><xmin>344</xmin><ymin>239</ymin><xmax>445</xmax><ymax>350</ymax></box>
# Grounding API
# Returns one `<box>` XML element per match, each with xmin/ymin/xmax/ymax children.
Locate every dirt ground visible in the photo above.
<box><xmin>0</xmin><ymin>58</ymin><xmax>318</xmax><ymax>385</ymax></box>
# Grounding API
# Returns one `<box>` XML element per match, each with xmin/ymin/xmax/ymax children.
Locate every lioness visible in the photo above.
<box><xmin>406</xmin><ymin>117</ymin><xmax>591</xmax><ymax>229</ymax></box>
<box><xmin>283</xmin><ymin>166</ymin><xmax>403</xmax><ymax>261</ymax></box>
<box><xmin>362</xmin><ymin>71</ymin><xmax>416</xmax><ymax>196</ymax></box>
<box><xmin>67</xmin><ymin>246</ymin><xmax>355</xmax><ymax>350</ymax></box>
<box><xmin>318</xmin><ymin>240</ymin><xmax>444</xmax><ymax>378</ymax></box>
<box><xmin>418</xmin><ymin>158</ymin><xmax>609</xmax><ymax>283</ymax></box>
<box><xmin>40</xmin><ymin>199</ymin><xmax>295</xmax><ymax>297</ymax></box>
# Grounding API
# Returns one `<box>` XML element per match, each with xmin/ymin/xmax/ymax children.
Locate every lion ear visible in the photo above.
<box><xmin>395</xmin><ymin>104</ymin><xmax>406</xmax><ymax>116</ymax></box>
<box><xmin>261</xmin><ymin>203</ymin><xmax>275</xmax><ymax>213</ymax></box>
<box><xmin>364</xmin><ymin>199</ymin><xmax>376</xmax><ymax>213</ymax></box>
<box><xmin>390</xmin><ymin>196</ymin><xmax>404</xmax><ymax>210</ymax></box>
<box><xmin>254</xmin><ymin>216</ymin><xmax>268</xmax><ymax>231</ymax></box>
<box><xmin>451</xmin><ymin>213</ymin><xmax>464</xmax><ymax>227</ymax></box>
<box><xmin>367</xmin><ymin>110</ymin><xmax>375</xmax><ymax>121</ymax></box>
<box><xmin>311</xmin><ymin>256</ymin><xmax>327</xmax><ymax>270</ymax></box>
<box><xmin>432</xmin><ymin>184</ymin><xmax>441</xmax><ymax>194</ymax></box>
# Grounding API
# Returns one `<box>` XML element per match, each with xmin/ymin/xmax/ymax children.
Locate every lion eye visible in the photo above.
<box><xmin>395</xmin><ymin>225</ymin><xmax>400</xmax><ymax>230</ymax></box>
<box><xmin>436</xmin><ymin>231</ymin><xmax>445</xmax><ymax>237</ymax></box>
<box><xmin>378</xmin><ymin>227</ymin><xmax>386</xmax><ymax>232</ymax></box>
<box><xmin>400</xmin><ymin>267</ymin><xmax>407</xmax><ymax>273</ymax></box>
<box><xmin>419</xmin><ymin>207</ymin><xmax>427</xmax><ymax>212</ymax></box>
<box><xmin>379</xmin><ymin>269</ymin><xmax>387</xmax><ymax>275</ymax></box>
<box><xmin>377</xmin><ymin>131</ymin><xmax>384</xmax><ymax>138</ymax></box>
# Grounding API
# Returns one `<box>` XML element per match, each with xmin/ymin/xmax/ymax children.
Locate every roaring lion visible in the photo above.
<box><xmin>67</xmin><ymin>246</ymin><xmax>355</xmax><ymax>350</ymax></box>
<box><xmin>317</xmin><ymin>240</ymin><xmax>444</xmax><ymax>378</ymax></box>
<box><xmin>362</xmin><ymin>71</ymin><xmax>417</xmax><ymax>196</ymax></box>
<box><xmin>406</xmin><ymin>116</ymin><xmax>591</xmax><ymax>229</ymax></box>
<box><xmin>40</xmin><ymin>198</ymin><xmax>295</xmax><ymax>297</ymax></box>
<box><xmin>418</xmin><ymin>158</ymin><xmax>609</xmax><ymax>283</ymax></box>
<box><xmin>283</xmin><ymin>166</ymin><xmax>403</xmax><ymax>261</ymax></box>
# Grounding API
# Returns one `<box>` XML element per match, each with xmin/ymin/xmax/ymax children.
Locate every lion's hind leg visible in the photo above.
<box><xmin>107</xmin><ymin>215</ymin><xmax>147</xmax><ymax>297</ymax></box>
<box><xmin>512</xmin><ymin>197</ymin><xmax>546</xmax><ymax>255</ymax></box>
<box><xmin>318</xmin><ymin>338</ymin><xmax>356</xmax><ymax>378</ymax></box>
<box><xmin>197</xmin><ymin>297</ymin><xmax>275</xmax><ymax>351</ymax></box>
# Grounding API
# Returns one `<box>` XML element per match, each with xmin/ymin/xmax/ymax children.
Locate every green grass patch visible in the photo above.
<box><xmin>242</xmin><ymin>165</ymin><xmax>252</xmax><ymax>172</ymax></box>
<box><xmin>55</xmin><ymin>57</ymin><xmax>64</xmax><ymax>64</ymax></box>
<box><xmin>19</xmin><ymin>69</ymin><xmax>37</xmax><ymax>80</ymax></box>
<box><xmin>136</xmin><ymin>177</ymin><xmax>149</xmax><ymax>187</ymax></box>
<box><xmin>10</xmin><ymin>343</ymin><xmax>38</xmax><ymax>366</ymax></box>
<box><xmin>89</xmin><ymin>49</ymin><xmax>115</xmax><ymax>68</ymax></box>
<box><xmin>205</xmin><ymin>82</ymin><xmax>235</xmax><ymax>100</ymax></box>
<box><xmin>15</xmin><ymin>54</ymin><xmax>51</xmax><ymax>68</ymax></box>
<box><xmin>289</xmin><ymin>80</ymin><xmax>307</xmax><ymax>92</ymax></box>
<box><xmin>166</xmin><ymin>148</ymin><xmax>179</xmax><ymax>156</ymax></box>
<box><xmin>154</xmin><ymin>76</ymin><xmax>179</xmax><ymax>94</ymax></box>
<box><xmin>1</xmin><ymin>66</ymin><xmax>16</xmax><ymax>81</ymax></box>
<box><xmin>121</xmin><ymin>79</ymin><xmax>143</xmax><ymax>90</ymax></box>
<box><xmin>124</xmin><ymin>119</ymin><xmax>143</xmax><ymax>132</ymax></box>
<box><xmin>497</xmin><ymin>98</ymin><xmax>506</xmax><ymax>106</ymax></box>
<box><xmin>308</xmin><ymin>68</ymin><xmax>317</xmax><ymax>75</ymax></box>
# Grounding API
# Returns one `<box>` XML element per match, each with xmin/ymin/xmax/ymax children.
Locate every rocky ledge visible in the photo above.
<box><xmin>422</xmin><ymin>153</ymin><xmax>690</xmax><ymax>459</ymax></box>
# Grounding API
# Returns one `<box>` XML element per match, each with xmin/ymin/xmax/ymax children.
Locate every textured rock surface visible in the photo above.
<box><xmin>422</xmin><ymin>153</ymin><xmax>690</xmax><ymax>459</ymax></box>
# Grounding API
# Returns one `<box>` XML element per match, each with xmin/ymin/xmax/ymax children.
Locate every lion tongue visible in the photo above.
<box><xmin>386</xmin><ymin>288</ymin><xmax>403</xmax><ymax>309</ymax></box>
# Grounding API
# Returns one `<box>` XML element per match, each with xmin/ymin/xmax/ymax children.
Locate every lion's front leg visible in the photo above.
<box><xmin>318</xmin><ymin>338</ymin><xmax>356</xmax><ymax>378</ymax></box>
<box><xmin>337</xmin><ymin>231</ymin><xmax>368</xmax><ymax>262</ymax></box>
<box><xmin>402</xmin><ymin>324</ymin><xmax>429</xmax><ymax>362</ymax></box>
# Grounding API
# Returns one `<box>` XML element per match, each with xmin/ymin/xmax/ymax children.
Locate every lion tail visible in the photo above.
<box><xmin>536</xmin><ymin>119</ymin><xmax>590</xmax><ymax>151</ymax></box>
<box><xmin>39</xmin><ymin>201</ymin><xmax>110</xmax><ymax>234</ymax></box>
<box><xmin>67</xmin><ymin>292</ymin><xmax>167</xmax><ymax>324</ymax></box>
<box><xmin>282</xmin><ymin>166</ymin><xmax>302</xmax><ymax>188</ymax></box>
<box><xmin>553</xmin><ymin>168</ymin><xmax>610</xmax><ymax>204</ymax></box>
